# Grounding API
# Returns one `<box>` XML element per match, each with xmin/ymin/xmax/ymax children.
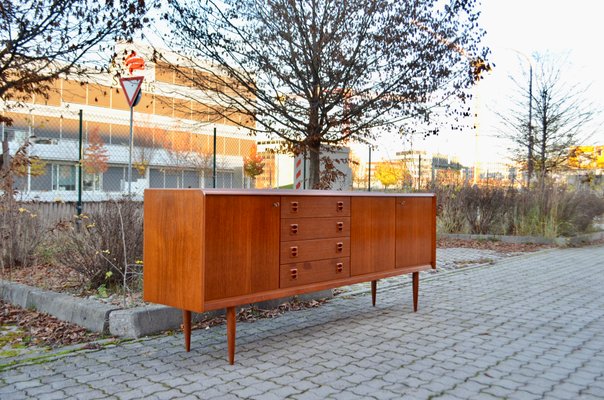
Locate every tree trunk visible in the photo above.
<box><xmin>307</xmin><ymin>79</ymin><xmax>322</xmax><ymax>189</ymax></box>
<box><xmin>308</xmin><ymin>140</ymin><xmax>321</xmax><ymax>189</ymax></box>
<box><xmin>1</xmin><ymin>135</ymin><xmax>8</xmax><ymax>171</ymax></box>
<box><xmin>540</xmin><ymin>91</ymin><xmax>548</xmax><ymax>179</ymax></box>
<box><xmin>1</xmin><ymin>135</ymin><xmax>11</xmax><ymax>190</ymax></box>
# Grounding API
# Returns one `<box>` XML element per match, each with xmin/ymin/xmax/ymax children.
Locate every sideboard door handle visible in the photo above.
<box><xmin>290</xmin><ymin>246</ymin><xmax>298</xmax><ymax>257</ymax></box>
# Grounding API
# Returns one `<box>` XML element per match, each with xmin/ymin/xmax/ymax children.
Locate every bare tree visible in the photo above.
<box><xmin>159</xmin><ymin>0</ymin><xmax>489</xmax><ymax>188</ymax></box>
<box><xmin>1</xmin><ymin>0</ymin><xmax>152</xmax><ymax>178</ymax></box>
<box><xmin>499</xmin><ymin>54</ymin><xmax>598</xmax><ymax>181</ymax></box>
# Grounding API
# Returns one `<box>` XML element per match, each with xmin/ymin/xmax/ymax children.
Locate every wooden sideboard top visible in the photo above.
<box><xmin>144</xmin><ymin>188</ymin><xmax>436</xmax><ymax>197</ymax></box>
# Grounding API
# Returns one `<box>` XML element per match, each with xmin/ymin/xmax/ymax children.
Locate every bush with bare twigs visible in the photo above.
<box><xmin>53</xmin><ymin>200</ymin><xmax>143</xmax><ymax>296</ymax></box>
<box><xmin>431</xmin><ymin>183</ymin><xmax>604</xmax><ymax>238</ymax></box>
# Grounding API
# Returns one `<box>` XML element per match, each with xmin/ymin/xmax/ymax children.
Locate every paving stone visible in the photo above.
<box><xmin>2</xmin><ymin>246</ymin><xmax>604</xmax><ymax>399</ymax></box>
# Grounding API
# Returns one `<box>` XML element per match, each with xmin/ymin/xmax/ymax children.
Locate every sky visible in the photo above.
<box><xmin>373</xmin><ymin>0</ymin><xmax>604</xmax><ymax>168</ymax></box>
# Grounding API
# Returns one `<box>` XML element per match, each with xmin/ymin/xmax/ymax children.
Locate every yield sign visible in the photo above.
<box><xmin>119</xmin><ymin>76</ymin><xmax>144</xmax><ymax>108</ymax></box>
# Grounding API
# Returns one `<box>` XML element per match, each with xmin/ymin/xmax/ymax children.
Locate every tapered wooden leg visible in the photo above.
<box><xmin>412</xmin><ymin>272</ymin><xmax>419</xmax><ymax>312</ymax></box>
<box><xmin>226</xmin><ymin>307</ymin><xmax>236</xmax><ymax>365</ymax></box>
<box><xmin>371</xmin><ymin>280</ymin><xmax>377</xmax><ymax>307</ymax></box>
<box><xmin>183</xmin><ymin>310</ymin><xmax>191</xmax><ymax>352</ymax></box>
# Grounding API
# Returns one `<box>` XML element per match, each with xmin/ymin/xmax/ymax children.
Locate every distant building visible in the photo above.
<box><xmin>255</xmin><ymin>140</ymin><xmax>295</xmax><ymax>189</ymax></box>
<box><xmin>1</xmin><ymin>43</ymin><xmax>256</xmax><ymax>201</ymax></box>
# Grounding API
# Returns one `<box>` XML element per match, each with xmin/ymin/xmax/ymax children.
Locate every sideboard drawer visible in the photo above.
<box><xmin>281</xmin><ymin>196</ymin><xmax>350</xmax><ymax>218</ymax></box>
<box><xmin>281</xmin><ymin>217</ymin><xmax>351</xmax><ymax>241</ymax></box>
<box><xmin>280</xmin><ymin>258</ymin><xmax>350</xmax><ymax>287</ymax></box>
<box><xmin>280</xmin><ymin>237</ymin><xmax>351</xmax><ymax>263</ymax></box>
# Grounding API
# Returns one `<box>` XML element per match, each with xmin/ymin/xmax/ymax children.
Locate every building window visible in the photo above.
<box><xmin>216</xmin><ymin>171</ymin><xmax>234</xmax><ymax>188</ymax></box>
<box><xmin>103</xmin><ymin>166</ymin><xmax>125</xmax><ymax>192</ymax></box>
<box><xmin>31</xmin><ymin>164</ymin><xmax>53</xmax><ymax>191</ymax></box>
<box><xmin>83</xmin><ymin>171</ymin><xmax>102</xmax><ymax>191</ymax></box>
<box><xmin>52</xmin><ymin>164</ymin><xmax>76</xmax><ymax>191</ymax></box>
<box><xmin>149</xmin><ymin>168</ymin><xmax>203</xmax><ymax>188</ymax></box>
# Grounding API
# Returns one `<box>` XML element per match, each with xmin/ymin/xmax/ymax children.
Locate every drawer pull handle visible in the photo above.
<box><xmin>336</xmin><ymin>263</ymin><xmax>343</xmax><ymax>273</ymax></box>
<box><xmin>273</xmin><ymin>202</ymin><xmax>280</xmax><ymax>207</ymax></box>
<box><xmin>337</xmin><ymin>222</ymin><xmax>344</xmax><ymax>232</ymax></box>
<box><xmin>290</xmin><ymin>224</ymin><xmax>299</xmax><ymax>234</ymax></box>
<box><xmin>336</xmin><ymin>242</ymin><xmax>344</xmax><ymax>252</ymax></box>
<box><xmin>400</xmin><ymin>200</ymin><xmax>406</xmax><ymax>206</ymax></box>
<box><xmin>290</xmin><ymin>268</ymin><xmax>298</xmax><ymax>279</ymax></box>
<box><xmin>337</xmin><ymin>201</ymin><xmax>344</xmax><ymax>211</ymax></box>
<box><xmin>291</xmin><ymin>201</ymin><xmax>299</xmax><ymax>213</ymax></box>
<box><xmin>290</xmin><ymin>246</ymin><xmax>298</xmax><ymax>257</ymax></box>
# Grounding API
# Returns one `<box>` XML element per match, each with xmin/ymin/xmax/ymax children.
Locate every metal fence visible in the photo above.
<box><xmin>3</xmin><ymin>105</ymin><xmax>601</xmax><ymax>213</ymax></box>
<box><xmin>3</xmin><ymin>107</ymin><xmax>253</xmax><ymax>207</ymax></box>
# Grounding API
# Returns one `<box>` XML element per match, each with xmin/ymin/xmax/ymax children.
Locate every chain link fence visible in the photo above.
<box><xmin>3</xmin><ymin>107</ymin><xmax>254</xmax><ymax>208</ymax></box>
<box><xmin>2</xmin><ymin>106</ymin><xmax>601</xmax><ymax>208</ymax></box>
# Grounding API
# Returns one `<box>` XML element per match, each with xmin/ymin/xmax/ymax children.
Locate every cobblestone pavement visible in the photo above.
<box><xmin>340</xmin><ymin>246</ymin><xmax>518</xmax><ymax>295</ymax></box>
<box><xmin>1</xmin><ymin>245</ymin><xmax>603</xmax><ymax>399</ymax></box>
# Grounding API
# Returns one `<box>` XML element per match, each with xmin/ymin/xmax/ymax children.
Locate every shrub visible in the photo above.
<box><xmin>0</xmin><ymin>204</ymin><xmax>47</xmax><ymax>272</ymax></box>
<box><xmin>53</xmin><ymin>199</ymin><xmax>143</xmax><ymax>289</ymax></box>
<box><xmin>432</xmin><ymin>182</ymin><xmax>604</xmax><ymax>238</ymax></box>
<box><xmin>1</xmin><ymin>142</ymin><xmax>48</xmax><ymax>272</ymax></box>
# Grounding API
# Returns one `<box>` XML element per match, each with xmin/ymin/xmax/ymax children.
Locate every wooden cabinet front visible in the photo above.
<box><xmin>395</xmin><ymin>197</ymin><xmax>436</xmax><ymax>270</ymax></box>
<box><xmin>204</xmin><ymin>195</ymin><xmax>281</xmax><ymax>301</ymax></box>
<box><xmin>143</xmin><ymin>190</ymin><xmax>435</xmax><ymax>310</ymax></box>
<box><xmin>281</xmin><ymin>196</ymin><xmax>350</xmax><ymax>218</ymax></box>
<box><xmin>280</xmin><ymin>258</ymin><xmax>350</xmax><ymax>288</ymax></box>
<box><xmin>350</xmin><ymin>197</ymin><xmax>396</xmax><ymax>276</ymax></box>
<box><xmin>280</xmin><ymin>237</ymin><xmax>350</xmax><ymax>264</ymax></box>
<box><xmin>281</xmin><ymin>217</ymin><xmax>350</xmax><ymax>241</ymax></box>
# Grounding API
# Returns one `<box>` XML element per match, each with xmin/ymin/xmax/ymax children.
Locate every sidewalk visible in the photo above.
<box><xmin>1</xmin><ymin>245</ymin><xmax>603</xmax><ymax>399</ymax></box>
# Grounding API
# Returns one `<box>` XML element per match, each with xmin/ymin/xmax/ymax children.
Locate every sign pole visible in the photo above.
<box><xmin>128</xmin><ymin>106</ymin><xmax>134</xmax><ymax>196</ymax></box>
<box><xmin>119</xmin><ymin>76</ymin><xmax>144</xmax><ymax>197</ymax></box>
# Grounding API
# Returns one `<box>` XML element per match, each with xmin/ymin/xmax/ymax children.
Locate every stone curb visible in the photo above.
<box><xmin>0</xmin><ymin>279</ymin><xmax>331</xmax><ymax>339</ymax></box>
<box><xmin>438</xmin><ymin>231</ymin><xmax>604</xmax><ymax>245</ymax></box>
<box><xmin>109</xmin><ymin>290</ymin><xmax>332</xmax><ymax>338</ymax></box>
<box><xmin>0</xmin><ymin>281</ymin><xmax>118</xmax><ymax>334</ymax></box>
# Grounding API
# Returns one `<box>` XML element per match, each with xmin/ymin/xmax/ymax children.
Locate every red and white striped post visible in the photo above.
<box><xmin>294</xmin><ymin>154</ymin><xmax>305</xmax><ymax>190</ymax></box>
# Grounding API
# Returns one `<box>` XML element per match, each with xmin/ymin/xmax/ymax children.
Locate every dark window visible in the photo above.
<box><xmin>103</xmin><ymin>167</ymin><xmax>124</xmax><ymax>192</ymax></box>
<box><xmin>31</xmin><ymin>164</ymin><xmax>52</xmax><ymax>191</ymax></box>
<box><xmin>164</xmin><ymin>171</ymin><xmax>179</xmax><ymax>188</ymax></box>
<box><xmin>183</xmin><ymin>170</ymin><xmax>200</xmax><ymax>188</ymax></box>
<box><xmin>149</xmin><ymin>168</ymin><xmax>164</xmax><ymax>188</ymax></box>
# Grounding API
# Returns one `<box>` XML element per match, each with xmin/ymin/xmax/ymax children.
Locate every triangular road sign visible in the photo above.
<box><xmin>119</xmin><ymin>76</ymin><xmax>144</xmax><ymax>108</ymax></box>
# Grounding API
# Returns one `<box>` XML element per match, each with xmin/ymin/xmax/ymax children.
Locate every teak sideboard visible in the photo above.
<box><xmin>143</xmin><ymin>189</ymin><xmax>436</xmax><ymax>364</ymax></box>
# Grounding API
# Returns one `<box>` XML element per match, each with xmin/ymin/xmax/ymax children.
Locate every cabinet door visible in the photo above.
<box><xmin>395</xmin><ymin>197</ymin><xmax>435</xmax><ymax>270</ymax></box>
<box><xmin>204</xmin><ymin>195</ymin><xmax>280</xmax><ymax>300</ymax></box>
<box><xmin>350</xmin><ymin>197</ymin><xmax>395</xmax><ymax>276</ymax></box>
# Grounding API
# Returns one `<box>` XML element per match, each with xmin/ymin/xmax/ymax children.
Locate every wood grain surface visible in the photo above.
<box><xmin>204</xmin><ymin>195</ymin><xmax>280</xmax><ymax>301</ymax></box>
<box><xmin>350</xmin><ymin>197</ymin><xmax>396</xmax><ymax>276</ymax></box>
<box><xmin>395</xmin><ymin>197</ymin><xmax>434</xmax><ymax>270</ymax></box>
<box><xmin>143</xmin><ymin>189</ymin><xmax>205</xmax><ymax>312</ymax></box>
